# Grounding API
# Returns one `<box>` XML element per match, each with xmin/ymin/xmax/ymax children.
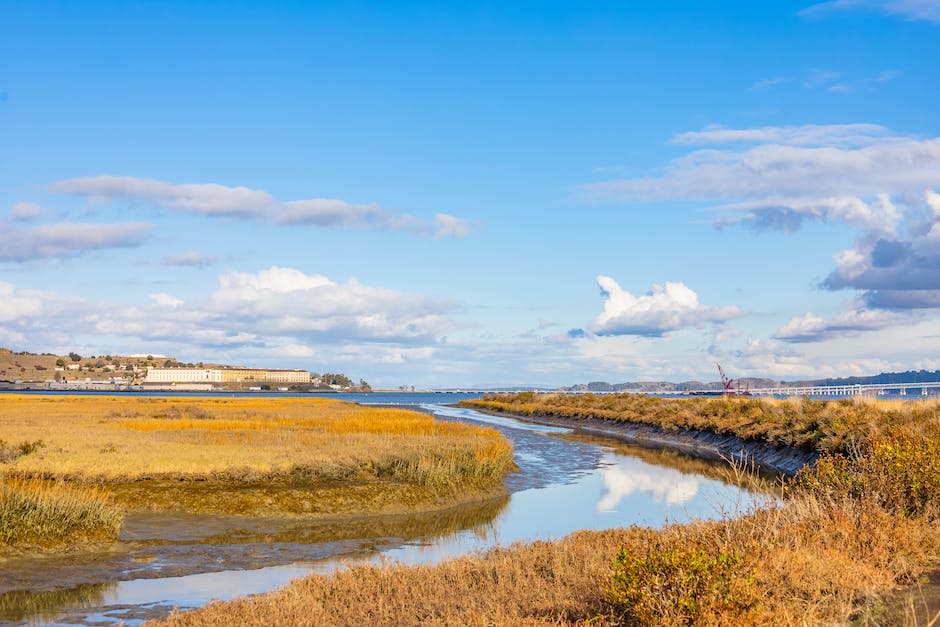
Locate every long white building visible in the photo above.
<box><xmin>144</xmin><ymin>368</ymin><xmax>222</xmax><ymax>383</ymax></box>
<box><xmin>144</xmin><ymin>367</ymin><xmax>311</xmax><ymax>385</ymax></box>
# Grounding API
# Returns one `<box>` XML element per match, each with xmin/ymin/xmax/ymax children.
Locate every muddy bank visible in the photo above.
<box><xmin>464</xmin><ymin>408</ymin><xmax>817</xmax><ymax>475</ymax></box>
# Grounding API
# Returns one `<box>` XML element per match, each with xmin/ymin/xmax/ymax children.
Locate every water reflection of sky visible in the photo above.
<box><xmin>597</xmin><ymin>454</ymin><xmax>700</xmax><ymax>511</ymax></box>
<box><xmin>377</xmin><ymin>419</ymin><xmax>762</xmax><ymax>568</ymax></box>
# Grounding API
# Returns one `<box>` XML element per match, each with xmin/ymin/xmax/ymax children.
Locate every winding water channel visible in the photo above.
<box><xmin>0</xmin><ymin>399</ymin><xmax>768</xmax><ymax>625</ymax></box>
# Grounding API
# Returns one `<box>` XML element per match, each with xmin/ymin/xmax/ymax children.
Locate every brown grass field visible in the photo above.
<box><xmin>461</xmin><ymin>392</ymin><xmax>938</xmax><ymax>453</ymax></box>
<box><xmin>0</xmin><ymin>395</ymin><xmax>514</xmax><ymax>547</ymax></box>
<box><xmin>151</xmin><ymin>394</ymin><xmax>940</xmax><ymax>626</ymax></box>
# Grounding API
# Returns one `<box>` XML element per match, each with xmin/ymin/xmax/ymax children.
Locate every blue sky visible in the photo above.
<box><xmin>2</xmin><ymin>0</ymin><xmax>940</xmax><ymax>387</ymax></box>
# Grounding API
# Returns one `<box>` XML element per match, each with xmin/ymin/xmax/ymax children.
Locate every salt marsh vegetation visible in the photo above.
<box><xmin>0</xmin><ymin>395</ymin><xmax>514</xmax><ymax>548</ymax></box>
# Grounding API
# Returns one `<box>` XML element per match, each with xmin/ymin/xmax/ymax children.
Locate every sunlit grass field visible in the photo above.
<box><xmin>461</xmin><ymin>392</ymin><xmax>939</xmax><ymax>453</ymax></box>
<box><xmin>0</xmin><ymin>395</ymin><xmax>515</xmax><ymax>547</ymax></box>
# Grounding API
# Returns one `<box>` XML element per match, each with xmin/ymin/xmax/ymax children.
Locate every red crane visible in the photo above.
<box><xmin>716</xmin><ymin>363</ymin><xmax>735</xmax><ymax>395</ymax></box>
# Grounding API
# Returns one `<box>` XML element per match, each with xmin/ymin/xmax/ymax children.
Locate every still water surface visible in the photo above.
<box><xmin>1</xmin><ymin>396</ymin><xmax>766</xmax><ymax>625</ymax></box>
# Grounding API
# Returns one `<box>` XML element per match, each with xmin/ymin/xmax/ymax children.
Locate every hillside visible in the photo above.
<box><xmin>0</xmin><ymin>348</ymin><xmax>367</xmax><ymax>391</ymax></box>
<box><xmin>0</xmin><ymin>349</ymin><xmax>158</xmax><ymax>383</ymax></box>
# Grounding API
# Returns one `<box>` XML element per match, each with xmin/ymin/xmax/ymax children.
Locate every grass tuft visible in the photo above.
<box><xmin>0</xmin><ymin>478</ymin><xmax>122</xmax><ymax>548</ymax></box>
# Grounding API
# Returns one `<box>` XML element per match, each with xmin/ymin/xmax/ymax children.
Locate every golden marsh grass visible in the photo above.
<box><xmin>462</xmin><ymin>392</ymin><xmax>940</xmax><ymax>453</ymax></box>
<box><xmin>0</xmin><ymin>395</ymin><xmax>514</xmax><ymax>522</ymax></box>
<box><xmin>0</xmin><ymin>478</ymin><xmax>122</xmax><ymax>548</ymax></box>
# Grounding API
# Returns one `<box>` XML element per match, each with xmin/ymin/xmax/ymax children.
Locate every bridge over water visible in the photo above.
<box><xmin>745</xmin><ymin>381</ymin><xmax>940</xmax><ymax>397</ymax></box>
<box><xmin>437</xmin><ymin>382</ymin><xmax>940</xmax><ymax>398</ymax></box>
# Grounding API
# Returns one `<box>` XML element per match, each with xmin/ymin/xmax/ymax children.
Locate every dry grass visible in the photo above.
<box><xmin>461</xmin><ymin>392</ymin><xmax>939</xmax><ymax>453</ymax></box>
<box><xmin>1</xmin><ymin>395</ymin><xmax>513</xmax><ymax>486</ymax></box>
<box><xmin>152</xmin><ymin>400</ymin><xmax>940</xmax><ymax>626</ymax></box>
<box><xmin>0</xmin><ymin>395</ymin><xmax>514</xmax><ymax>519</ymax></box>
<box><xmin>0</xmin><ymin>478</ymin><xmax>122</xmax><ymax>548</ymax></box>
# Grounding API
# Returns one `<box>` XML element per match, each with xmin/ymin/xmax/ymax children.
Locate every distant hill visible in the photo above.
<box><xmin>780</xmin><ymin>370</ymin><xmax>940</xmax><ymax>387</ymax></box>
<box><xmin>0</xmin><ymin>349</ymin><xmax>157</xmax><ymax>383</ymax></box>
<box><xmin>560</xmin><ymin>371</ymin><xmax>940</xmax><ymax>393</ymax></box>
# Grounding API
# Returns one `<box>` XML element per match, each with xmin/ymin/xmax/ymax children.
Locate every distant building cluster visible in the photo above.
<box><xmin>144</xmin><ymin>367</ymin><xmax>312</xmax><ymax>385</ymax></box>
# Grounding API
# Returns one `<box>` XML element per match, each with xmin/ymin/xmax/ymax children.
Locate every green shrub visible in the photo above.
<box><xmin>795</xmin><ymin>422</ymin><xmax>940</xmax><ymax>517</ymax></box>
<box><xmin>610</xmin><ymin>539</ymin><xmax>759</xmax><ymax>625</ymax></box>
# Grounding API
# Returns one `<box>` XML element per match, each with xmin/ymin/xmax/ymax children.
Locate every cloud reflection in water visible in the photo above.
<box><xmin>597</xmin><ymin>457</ymin><xmax>700</xmax><ymax>512</ymax></box>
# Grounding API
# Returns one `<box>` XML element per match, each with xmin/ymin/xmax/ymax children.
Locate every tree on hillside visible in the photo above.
<box><xmin>68</xmin><ymin>352</ymin><xmax>82</xmax><ymax>362</ymax></box>
<box><xmin>320</xmin><ymin>373</ymin><xmax>353</xmax><ymax>388</ymax></box>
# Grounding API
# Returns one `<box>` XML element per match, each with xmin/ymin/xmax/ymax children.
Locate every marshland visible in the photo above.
<box><xmin>0</xmin><ymin>395</ymin><xmax>514</xmax><ymax>543</ymax></box>
<box><xmin>1</xmin><ymin>392</ymin><xmax>938</xmax><ymax>624</ymax></box>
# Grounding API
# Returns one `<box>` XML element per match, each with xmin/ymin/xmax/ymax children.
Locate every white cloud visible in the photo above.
<box><xmin>672</xmin><ymin>123</ymin><xmax>891</xmax><ymax>147</ymax></box>
<box><xmin>10</xmin><ymin>202</ymin><xmax>42</xmax><ymax>220</ymax></box>
<box><xmin>582</xmin><ymin>130</ymin><xmax>940</xmax><ymax>204</ymax></box>
<box><xmin>827</xmin><ymin>70</ymin><xmax>899</xmax><ymax>94</ymax></box>
<box><xmin>53</xmin><ymin>176</ymin><xmax>277</xmax><ymax>216</ymax></box>
<box><xmin>589</xmin><ymin>276</ymin><xmax>741</xmax><ymax>337</ymax></box>
<box><xmin>713</xmin><ymin>194</ymin><xmax>900</xmax><ymax>235</ymax></box>
<box><xmin>432</xmin><ymin>213</ymin><xmax>473</xmax><ymax>239</ymax></box>
<box><xmin>204</xmin><ymin>266</ymin><xmax>454</xmax><ymax>342</ymax></box>
<box><xmin>0</xmin><ymin>282</ymin><xmax>47</xmax><ymax>322</ymax></box>
<box><xmin>800</xmin><ymin>0</ymin><xmax>940</xmax><ymax>24</ymax></box>
<box><xmin>583</xmin><ymin>125</ymin><xmax>940</xmax><ymax>316</ymax></box>
<box><xmin>926</xmin><ymin>189</ymin><xmax>940</xmax><ymax>215</ymax></box>
<box><xmin>0</xmin><ymin>261</ymin><xmax>454</xmax><ymax>354</ymax></box>
<box><xmin>149</xmin><ymin>293</ymin><xmax>184</xmax><ymax>308</ymax></box>
<box><xmin>0</xmin><ymin>267</ymin><xmax>457</xmax><ymax>375</ymax></box>
<box><xmin>0</xmin><ymin>222</ymin><xmax>152</xmax><ymax>262</ymax></box>
<box><xmin>816</xmin><ymin>190</ymin><xmax>940</xmax><ymax>307</ymax></box>
<box><xmin>0</xmin><ymin>282</ymin><xmax>81</xmax><ymax>351</ymax></box>
<box><xmin>161</xmin><ymin>252</ymin><xmax>217</xmax><ymax>267</ymax></box>
<box><xmin>724</xmin><ymin>337</ymin><xmax>879</xmax><ymax>379</ymax></box>
<box><xmin>52</xmin><ymin>175</ymin><xmax>472</xmax><ymax>237</ymax></box>
<box><xmin>773</xmin><ymin>308</ymin><xmax>912</xmax><ymax>342</ymax></box>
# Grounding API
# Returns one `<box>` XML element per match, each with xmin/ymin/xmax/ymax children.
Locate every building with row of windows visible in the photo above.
<box><xmin>144</xmin><ymin>367</ymin><xmax>311</xmax><ymax>385</ymax></box>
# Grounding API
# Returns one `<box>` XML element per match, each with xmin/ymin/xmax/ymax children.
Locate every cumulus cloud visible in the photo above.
<box><xmin>161</xmin><ymin>252</ymin><xmax>217</xmax><ymax>267</ymax></box>
<box><xmin>815</xmin><ymin>190</ymin><xmax>940</xmax><ymax>307</ymax></box>
<box><xmin>204</xmin><ymin>266</ymin><xmax>454</xmax><ymax>342</ymax></box>
<box><xmin>584</xmin><ymin>124</ymin><xmax>940</xmax><ymax>317</ymax></box>
<box><xmin>52</xmin><ymin>175</ymin><xmax>472</xmax><ymax>237</ymax></box>
<box><xmin>589</xmin><ymin>276</ymin><xmax>741</xmax><ymax>337</ymax></box>
<box><xmin>0</xmin><ymin>222</ymin><xmax>151</xmax><ymax>262</ymax></box>
<box><xmin>73</xmin><ymin>266</ymin><xmax>454</xmax><ymax>352</ymax></box>
<box><xmin>0</xmin><ymin>267</ymin><xmax>455</xmax><ymax>367</ymax></box>
<box><xmin>0</xmin><ymin>282</ymin><xmax>81</xmax><ymax>352</ymax></box>
<box><xmin>10</xmin><ymin>202</ymin><xmax>42</xmax><ymax>220</ymax></box>
<box><xmin>0</xmin><ymin>282</ymin><xmax>48</xmax><ymax>322</ymax></box>
<box><xmin>800</xmin><ymin>0</ymin><xmax>940</xmax><ymax>24</ymax></box>
<box><xmin>773</xmin><ymin>308</ymin><xmax>912</xmax><ymax>342</ymax></box>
